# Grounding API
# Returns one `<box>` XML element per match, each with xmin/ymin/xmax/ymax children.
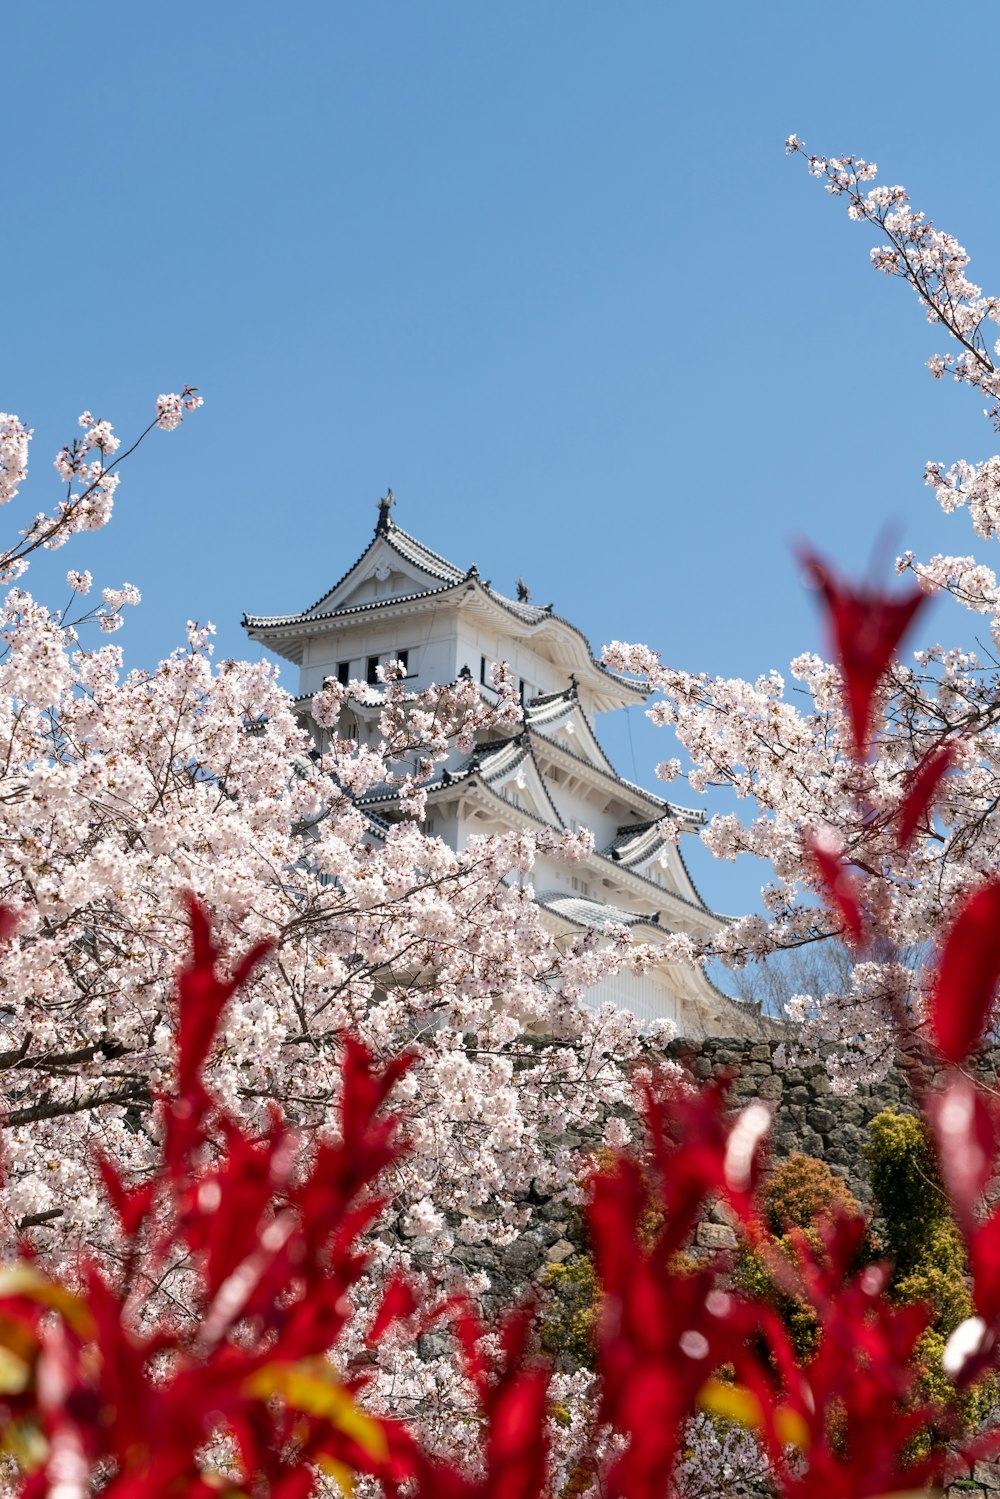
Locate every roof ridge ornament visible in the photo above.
<box><xmin>375</xmin><ymin>488</ymin><xmax>395</xmax><ymax>536</ymax></box>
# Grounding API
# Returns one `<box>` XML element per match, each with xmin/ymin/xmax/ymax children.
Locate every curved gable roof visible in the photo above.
<box><xmin>243</xmin><ymin>510</ymin><xmax>646</xmax><ymax>707</ymax></box>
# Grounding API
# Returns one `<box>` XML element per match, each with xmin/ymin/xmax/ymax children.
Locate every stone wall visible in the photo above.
<box><xmin>438</xmin><ymin>1035</ymin><xmax>1000</xmax><ymax>1301</ymax></box>
<box><xmin>670</xmin><ymin>1035</ymin><xmax>1000</xmax><ymax>1208</ymax></box>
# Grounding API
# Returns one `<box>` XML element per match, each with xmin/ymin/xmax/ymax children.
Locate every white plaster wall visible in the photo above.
<box><xmin>454</xmin><ymin>622</ymin><xmax>570</xmax><ymax>704</ymax></box>
<box><xmin>539</xmin><ymin>776</ymin><xmax>620</xmax><ymax>849</ymax></box>
<box><xmin>298</xmin><ymin>611</ymin><xmax>462</xmax><ymax>697</ymax></box>
<box><xmin>581</xmin><ymin>969</ymin><xmax>679</xmax><ymax>1025</ymax></box>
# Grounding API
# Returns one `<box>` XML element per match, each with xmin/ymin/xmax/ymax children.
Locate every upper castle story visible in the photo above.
<box><xmin>242</xmin><ymin>491</ymin><xmax>647</xmax><ymax>726</ymax></box>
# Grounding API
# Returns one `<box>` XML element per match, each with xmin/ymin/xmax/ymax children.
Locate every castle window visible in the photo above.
<box><xmin>480</xmin><ymin>655</ymin><xmax>487</xmax><ymax>685</ymax></box>
<box><xmin>396</xmin><ymin>648</ymin><xmax>409</xmax><ymax>675</ymax></box>
<box><xmin>366</xmin><ymin>655</ymin><xmax>380</xmax><ymax>686</ymax></box>
<box><xmin>336</xmin><ymin>661</ymin><xmax>350</xmax><ymax>686</ymax></box>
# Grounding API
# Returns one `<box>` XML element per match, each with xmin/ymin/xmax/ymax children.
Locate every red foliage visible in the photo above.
<box><xmin>3</xmin><ymin>899</ymin><xmax>428</xmax><ymax>1496</ymax></box>
<box><xmin>896</xmin><ymin>741</ymin><xmax>955</xmax><ymax>849</ymax></box>
<box><xmin>368</xmin><ymin>1269</ymin><xmax>419</xmax><ymax>1345</ymax></box>
<box><xmin>0</xmin><ymin>898</ymin><xmax>555</xmax><ymax>1498</ymax></box>
<box><xmin>806</xmin><ymin>828</ymin><xmax>865</xmax><ymax>947</ymax></box>
<box><xmin>585</xmin><ymin>1084</ymin><xmax>956</xmax><ymax>1499</ymax></box>
<box><xmin>740</xmin><ymin>1219</ymin><xmax>941</xmax><ymax>1498</ymax></box>
<box><xmin>800</xmin><ymin>550</ymin><xmax>929</xmax><ymax>761</ymax></box>
<box><xmin>587</xmin><ymin>1082</ymin><xmax>769</xmax><ymax>1496</ymax></box>
<box><xmin>929</xmin><ymin>879</ymin><xmax>1000</xmax><ymax>1064</ymax></box>
<box><xmin>401</xmin><ymin>1302</ymin><xmax>551</xmax><ymax>1499</ymax></box>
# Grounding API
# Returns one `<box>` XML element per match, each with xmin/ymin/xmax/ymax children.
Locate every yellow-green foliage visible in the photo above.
<box><xmin>892</xmin><ymin>1219</ymin><xmax>970</xmax><ymax>1331</ymax></box>
<box><xmin>866</xmin><ymin>1107</ymin><xmax>996</xmax><ymax>1447</ymax></box>
<box><xmin>733</xmin><ymin>1230</ymin><xmax>823</xmax><ymax>1361</ymax></box>
<box><xmin>540</xmin><ymin>1256</ymin><xmax>599</xmax><ymax>1369</ymax></box>
<box><xmin>866</xmin><ymin>1108</ymin><xmax>949</xmax><ymax>1276</ymax></box>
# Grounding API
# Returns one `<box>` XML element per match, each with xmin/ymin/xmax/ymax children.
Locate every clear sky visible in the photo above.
<box><xmin>4</xmin><ymin>1</ymin><xmax>999</xmax><ymax>919</ymax></box>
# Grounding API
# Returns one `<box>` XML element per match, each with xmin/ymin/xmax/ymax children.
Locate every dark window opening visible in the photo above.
<box><xmin>337</xmin><ymin>661</ymin><xmax>350</xmax><ymax>686</ymax></box>
<box><xmin>397</xmin><ymin>648</ymin><xmax>409</xmax><ymax>675</ymax></box>
<box><xmin>480</xmin><ymin>655</ymin><xmax>487</xmax><ymax>685</ymax></box>
<box><xmin>367</xmin><ymin>655</ymin><xmax>380</xmax><ymax>686</ymax></box>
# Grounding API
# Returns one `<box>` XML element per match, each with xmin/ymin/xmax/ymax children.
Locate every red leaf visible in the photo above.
<box><xmin>368</xmin><ymin>1271</ymin><xmax>419</xmax><ymax>1345</ymax></box>
<box><xmin>926</xmin><ymin>1077</ymin><xmax>996</xmax><ymax>1232</ymax></box>
<box><xmin>482</xmin><ymin>1365</ymin><xmax>550</xmax><ymax>1499</ymax></box>
<box><xmin>801</xmin><ymin>551</ymin><xmax>928</xmax><ymax>761</ymax></box>
<box><xmin>806</xmin><ymin>827</ymin><xmax>865</xmax><ymax>947</ymax></box>
<box><xmin>930</xmin><ymin>880</ymin><xmax>1000</xmax><ymax>1064</ymax></box>
<box><xmin>177</xmin><ymin>894</ymin><xmax>273</xmax><ymax>1094</ymax></box>
<box><xmin>97</xmin><ymin>1155</ymin><xmax>157</xmax><ymax>1238</ymax></box>
<box><xmin>970</xmin><ymin>1215</ymin><xmax>1000</xmax><ymax>1325</ymax></box>
<box><xmin>896</xmin><ymin>743</ymin><xmax>954</xmax><ymax>850</ymax></box>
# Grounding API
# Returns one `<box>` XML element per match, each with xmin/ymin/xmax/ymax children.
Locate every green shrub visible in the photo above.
<box><xmin>865</xmin><ymin>1106</ymin><xmax>996</xmax><ymax>1450</ymax></box>
<box><xmin>540</xmin><ymin>1256</ymin><xmax>599</xmax><ymax>1368</ymax></box>
<box><xmin>866</xmin><ymin>1108</ymin><xmax>949</xmax><ymax>1277</ymax></box>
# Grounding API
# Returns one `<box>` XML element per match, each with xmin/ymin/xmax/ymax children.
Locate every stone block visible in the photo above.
<box><xmin>503</xmin><ymin>1233</ymin><xmax>544</xmax><ymax>1276</ymax></box>
<box><xmin>546</xmin><ymin>1238</ymin><xmax>576</xmax><ymax>1265</ymax></box>
<box><xmin>708</xmin><ymin>1198</ymin><xmax>739</xmax><ymax>1227</ymax></box>
<box><xmin>459</xmin><ymin>1245</ymin><xmax>500</xmax><ymax>1268</ymax></box>
<box><xmin>696</xmin><ymin>1221</ymin><xmax>738</xmax><ymax>1250</ymax></box>
<box><xmin>417</xmin><ymin>1332</ymin><xmax>452</xmax><ymax>1361</ymax></box>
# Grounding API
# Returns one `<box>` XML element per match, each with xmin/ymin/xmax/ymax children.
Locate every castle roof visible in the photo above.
<box><xmin>242</xmin><ymin>501</ymin><xmax>645</xmax><ymax>711</ymax></box>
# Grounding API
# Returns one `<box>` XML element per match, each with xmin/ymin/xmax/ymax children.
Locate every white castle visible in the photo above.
<box><xmin>244</xmin><ymin>494</ymin><xmax>760</xmax><ymax>1038</ymax></box>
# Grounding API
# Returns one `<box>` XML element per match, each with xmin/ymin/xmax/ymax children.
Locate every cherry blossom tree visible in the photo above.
<box><xmin>605</xmin><ymin>140</ymin><xmax>1000</xmax><ymax>1089</ymax></box>
<box><xmin>0</xmin><ymin>393</ymin><xmax>681</xmax><ymax>1458</ymax></box>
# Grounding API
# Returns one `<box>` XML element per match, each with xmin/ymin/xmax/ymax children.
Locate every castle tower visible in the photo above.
<box><xmin>243</xmin><ymin>497</ymin><xmax>760</xmax><ymax>1038</ymax></box>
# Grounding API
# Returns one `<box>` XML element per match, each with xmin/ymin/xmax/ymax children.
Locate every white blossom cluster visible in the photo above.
<box><xmin>673</xmin><ymin>1412</ymin><xmax>774</xmax><ymax>1499</ymax></box>
<box><xmin>788</xmin><ymin>138</ymin><xmax>1000</xmax><ymax>547</ymax></box>
<box><xmin>0</xmin><ymin>414</ymin><xmax>32</xmax><ymax>509</ymax></box>
<box><xmin>0</xmin><ymin>392</ymin><xmax>202</xmax><ymax>590</ymax></box>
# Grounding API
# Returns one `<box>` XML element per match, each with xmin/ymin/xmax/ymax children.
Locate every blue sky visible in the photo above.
<box><xmin>4</xmin><ymin>1</ymin><xmax>999</xmax><ymax>918</ymax></box>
